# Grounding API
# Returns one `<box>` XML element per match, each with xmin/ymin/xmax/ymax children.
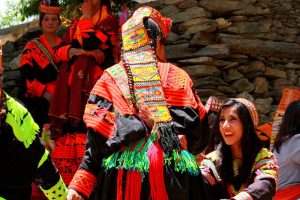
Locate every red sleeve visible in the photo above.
<box><xmin>54</xmin><ymin>45</ymin><xmax>71</xmax><ymax>62</ymax></box>
<box><xmin>68</xmin><ymin>169</ymin><xmax>96</xmax><ymax>198</ymax></box>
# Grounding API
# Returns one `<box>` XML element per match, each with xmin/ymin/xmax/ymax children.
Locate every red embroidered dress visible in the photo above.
<box><xmin>19</xmin><ymin>34</ymin><xmax>61</xmax><ymax>130</ymax></box>
<box><xmin>49</xmin><ymin>6</ymin><xmax>118</xmax><ymax>185</ymax></box>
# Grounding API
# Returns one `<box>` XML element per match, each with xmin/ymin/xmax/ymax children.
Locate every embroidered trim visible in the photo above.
<box><xmin>40</xmin><ymin>176</ymin><xmax>68</xmax><ymax>199</ymax></box>
<box><xmin>68</xmin><ymin>169</ymin><xmax>96</xmax><ymax>198</ymax></box>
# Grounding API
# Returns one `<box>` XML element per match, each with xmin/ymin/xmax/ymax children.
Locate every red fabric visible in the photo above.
<box><xmin>54</xmin><ymin>45</ymin><xmax>71</xmax><ymax>62</ymax></box>
<box><xmin>148</xmin><ymin>143</ymin><xmax>169</xmax><ymax>200</ymax></box>
<box><xmin>69</xmin><ymin>169</ymin><xmax>97</xmax><ymax>198</ymax></box>
<box><xmin>117</xmin><ymin>169</ymin><xmax>124</xmax><ymax>200</ymax></box>
<box><xmin>274</xmin><ymin>184</ymin><xmax>300</xmax><ymax>200</ymax></box>
<box><xmin>25</xmin><ymin>79</ymin><xmax>46</xmax><ymax>97</ymax></box>
<box><xmin>51</xmin><ymin>133</ymin><xmax>86</xmax><ymax>185</ymax></box>
<box><xmin>31</xmin><ymin>183</ymin><xmax>47</xmax><ymax>200</ymax></box>
<box><xmin>20</xmin><ymin>34</ymin><xmax>61</xmax><ymax>98</ymax></box>
<box><xmin>124</xmin><ymin>170</ymin><xmax>142</xmax><ymax>200</ymax></box>
<box><xmin>77</xmin><ymin>19</ymin><xmax>94</xmax><ymax>31</ymax></box>
<box><xmin>49</xmin><ymin>11</ymin><xmax>118</xmax><ymax>135</ymax></box>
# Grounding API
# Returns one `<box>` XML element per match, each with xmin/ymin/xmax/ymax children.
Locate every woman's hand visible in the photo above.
<box><xmin>85</xmin><ymin>49</ymin><xmax>105</xmax><ymax>63</ymax></box>
<box><xmin>66</xmin><ymin>189</ymin><xmax>84</xmax><ymax>200</ymax></box>
<box><xmin>68</xmin><ymin>48</ymin><xmax>86</xmax><ymax>59</ymax></box>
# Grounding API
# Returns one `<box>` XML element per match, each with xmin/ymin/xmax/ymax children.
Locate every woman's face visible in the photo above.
<box><xmin>41</xmin><ymin>13</ymin><xmax>60</xmax><ymax>34</ymax></box>
<box><xmin>219</xmin><ymin>105</ymin><xmax>244</xmax><ymax>148</ymax></box>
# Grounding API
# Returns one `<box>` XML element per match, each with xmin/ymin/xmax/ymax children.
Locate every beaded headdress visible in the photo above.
<box><xmin>39</xmin><ymin>0</ymin><xmax>61</xmax><ymax>14</ymax></box>
<box><xmin>205</xmin><ymin>96</ymin><xmax>225</xmax><ymax>113</ymax></box>
<box><xmin>121</xmin><ymin>6</ymin><xmax>179</xmax><ymax>153</ymax></box>
<box><xmin>235</xmin><ymin>98</ymin><xmax>259</xmax><ymax>128</ymax></box>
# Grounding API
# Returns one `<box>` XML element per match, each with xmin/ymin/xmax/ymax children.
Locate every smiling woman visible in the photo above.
<box><xmin>200</xmin><ymin>98</ymin><xmax>278</xmax><ymax>200</ymax></box>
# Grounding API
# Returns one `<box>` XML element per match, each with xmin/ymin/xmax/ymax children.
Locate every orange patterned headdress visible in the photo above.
<box><xmin>121</xmin><ymin>6</ymin><xmax>180</xmax><ymax>154</ymax></box>
<box><xmin>235</xmin><ymin>98</ymin><xmax>259</xmax><ymax>128</ymax></box>
<box><xmin>39</xmin><ymin>0</ymin><xmax>61</xmax><ymax>14</ymax></box>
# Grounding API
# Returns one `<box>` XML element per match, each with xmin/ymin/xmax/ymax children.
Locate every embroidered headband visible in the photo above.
<box><xmin>235</xmin><ymin>98</ymin><xmax>259</xmax><ymax>128</ymax></box>
<box><xmin>39</xmin><ymin>0</ymin><xmax>61</xmax><ymax>14</ymax></box>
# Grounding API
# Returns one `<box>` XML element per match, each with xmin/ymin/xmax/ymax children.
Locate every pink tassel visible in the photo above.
<box><xmin>119</xmin><ymin>3</ymin><xmax>129</xmax><ymax>27</ymax></box>
<box><xmin>148</xmin><ymin>143</ymin><xmax>169</xmax><ymax>200</ymax></box>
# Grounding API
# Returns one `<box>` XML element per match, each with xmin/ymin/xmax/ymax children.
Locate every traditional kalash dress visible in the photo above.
<box><xmin>48</xmin><ymin>5</ymin><xmax>119</xmax><ymax>185</ymax></box>
<box><xmin>19</xmin><ymin>33</ymin><xmax>61</xmax><ymax>130</ymax></box>
<box><xmin>201</xmin><ymin>148</ymin><xmax>278</xmax><ymax>200</ymax></box>
<box><xmin>68</xmin><ymin>6</ymin><xmax>210</xmax><ymax>200</ymax></box>
<box><xmin>0</xmin><ymin>93</ymin><xmax>67</xmax><ymax>200</ymax></box>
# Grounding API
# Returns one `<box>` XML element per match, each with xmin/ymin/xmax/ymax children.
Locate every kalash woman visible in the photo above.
<box><xmin>200</xmin><ymin>98</ymin><xmax>278</xmax><ymax>200</ymax></box>
<box><xmin>67</xmin><ymin>6</ymin><xmax>210</xmax><ymax>200</ymax></box>
<box><xmin>19</xmin><ymin>0</ymin><xmax>62</xmax><ymax>131</ymax></box>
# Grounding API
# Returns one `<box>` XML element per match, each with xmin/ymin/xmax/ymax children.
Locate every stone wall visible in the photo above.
<box><xmin>143</xmin><ymin>0</ymin><xmax>300</xmax><ymax>124</ymax></box>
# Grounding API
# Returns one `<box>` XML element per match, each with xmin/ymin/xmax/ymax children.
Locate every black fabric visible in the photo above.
<box><xmin>80</xmin><ymin>129</ymin><xmax>107</xmax><ymax>176</ymax></box>
<box><xmin>0</xmin><ymin>122</ymin><xmax>60</xmax><ymax>199</ymax></box>
<box><xmin>105</xmin><ymin>114</ymin><xmax>146</xmax><ymax>153</ymax></box>
<box><xmin>18</xmin><ymin>96</ymin><xmax>50</xmax><ymax>132</ymax></box>
<box><xmin>169</xmin><ymin>106</ymin><xmax>209</xmax><ymax>154</ymax></box>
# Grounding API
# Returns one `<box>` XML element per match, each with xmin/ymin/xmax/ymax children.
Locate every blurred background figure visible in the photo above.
<box><xmin>273</xmin><ymin>100</ymin><xmax>300</xmax><ymax>200</ymax></box>
<box><xmin>48</xmin><ymin>0</ymin><xmax>119</xmax><ymax>185</ymax></box>
<box><xmin>18</xmin><ymin>0</ymin><xmax>62</xmax><ymax>133</ymax></box>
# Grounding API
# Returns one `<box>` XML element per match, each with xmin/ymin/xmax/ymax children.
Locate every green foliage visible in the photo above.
<box><xmin>0</xmin><ymin>0</ymin><xmax>24</xmax><ymax>28</ymax></box>
<box><xmin>16</xmin><ymin>0</ymin><xmax>137</xmax><ymax>21</ymax></box>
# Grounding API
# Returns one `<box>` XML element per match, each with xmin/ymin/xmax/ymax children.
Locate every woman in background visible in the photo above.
<box><xmin>273</xmin><ymin>100</ymin><xmax>300</xmax><ymax>200</ymax></box>
<box><xmin>19</xmin><ymin>0</ymin><xmax>62</xmax><ymax>131</ymax></box>
<box><xmin>201</xmin><ymin>98</ymin><xmax>278</xmax><ymax>199</ymax></box>
<box><xmin>49</xmin><ymin>0</ymin><xmax>119</xmax><ymax>185</ymax></box>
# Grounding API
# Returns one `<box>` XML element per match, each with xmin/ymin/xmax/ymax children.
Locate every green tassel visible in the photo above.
<box><xmin>166</xmin><ymin>150</ymin><xmax>200</xmax><ymax>176</ymax></box>
<box><xmin>102</xmin><ymin>152</ymin><xmax>120</xmax><ymax>170</ymax></box>
<box><xmin>5</xmin><ymin>93</ymin><xmax>39</xmax><ymax>148</ymax></box>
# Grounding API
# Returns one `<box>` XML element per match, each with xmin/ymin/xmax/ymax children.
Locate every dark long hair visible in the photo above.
<box><xmin>273</xmin><ymin>100</ymin><xmax>300</xmax><ymax>153</ymax></box>
<box><xmin>143</xmin><ymin>18</ymin><xmax>163</xmax><ymax>51</ymax></box>
<box><xmin>214</xmin><ymin>98</ymin><xmax>262</xmax><ymax>187</ymax></box>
